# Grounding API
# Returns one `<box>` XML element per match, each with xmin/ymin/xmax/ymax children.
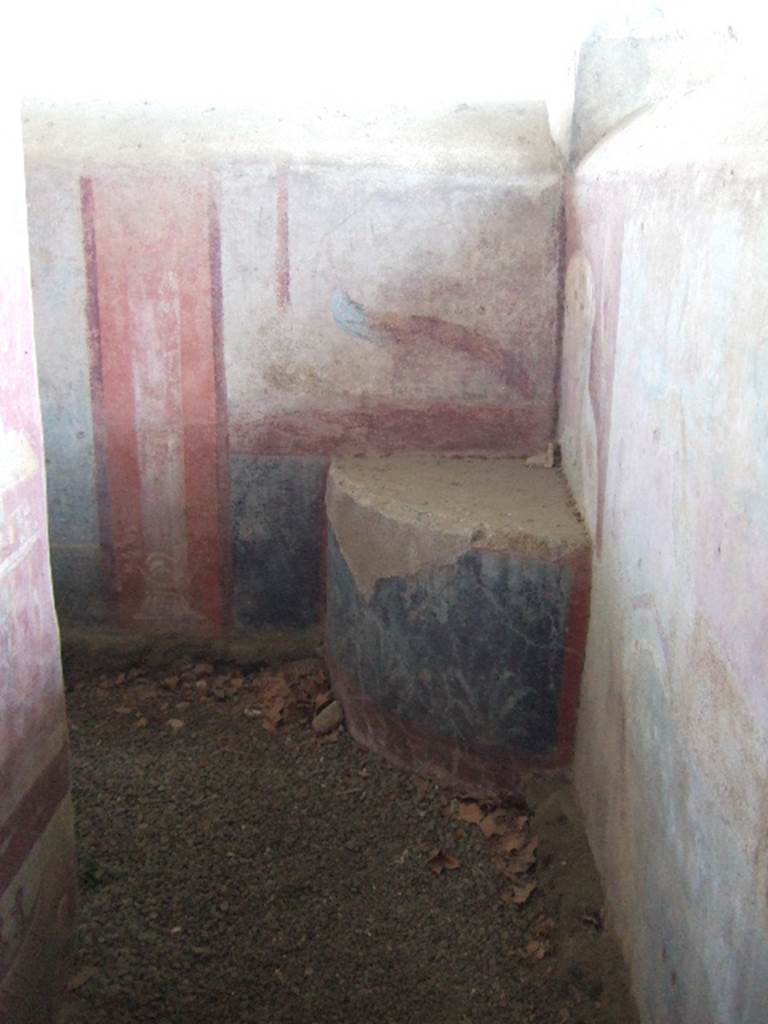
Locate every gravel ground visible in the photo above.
<box><xmin>59</xmin><ymin>655</ymin><xmax>638</xmax><ymax>1024</ymax></box>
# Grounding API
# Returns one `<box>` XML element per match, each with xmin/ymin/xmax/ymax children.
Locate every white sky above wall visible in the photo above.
<box><xmin>9</xmin><ymin>0</ymin><xmax>763</xmax><ymax>107</ymax></box>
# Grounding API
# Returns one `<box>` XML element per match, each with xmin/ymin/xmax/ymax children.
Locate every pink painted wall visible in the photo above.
<box><xmin>24</xmin><ymin>101</ymin><xmax>562</xmax><ymax>634</ymax></box>
<box><xmin>560</xmin><ymin>76</ymin><xmax>768</xmax><ymax>1023</ymax></box>
<box><xmin>0</xmin><ymin>97</ymin><xmax>76</xmax><ymax>1021</ymax></box>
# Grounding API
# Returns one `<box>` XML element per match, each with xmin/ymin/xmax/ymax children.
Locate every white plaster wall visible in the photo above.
<box><xmin>571</xmin><ymin>33</ymin><xmax>737</xmax><ymax>162</ymax></box>
<box><xmin>561</xmin><ymin>72</ymin><xmax>768</xmax><ymax>1023</ymax></box>
<box><xmin>22</xmin><ymin>101</ymin><xmax>559</xmax><ymax>177</ymax></box>
<box><xmin>222</xmin><ymin>163</ymin><xmax>561</xmax><ymax>425</ymax></box>
<box><xmin>565</xmin><ymin>3</ymin><xmax>745</xmax><ymax>164</ymax></box>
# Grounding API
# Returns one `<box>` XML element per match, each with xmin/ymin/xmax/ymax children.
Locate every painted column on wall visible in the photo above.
<box><xmin>80</xmin><ymin>170</ymin><xmax>230</xmax><ymax>632</ymax></box>
<box><xmin>0</xmin><ymin>96</ymin><xmax>76</xmax><ymax>1022</ymax></box>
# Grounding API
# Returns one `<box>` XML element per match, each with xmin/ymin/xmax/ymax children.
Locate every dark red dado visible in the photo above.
<box><xmin>324</xmin><ymin>456</ymin><xmax>591</xmax><ymax>794</ymax></box>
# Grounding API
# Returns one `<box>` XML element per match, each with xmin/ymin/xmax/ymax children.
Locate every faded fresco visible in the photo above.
<box><xmin>26</xmin><ymin>107</ymin><xmax>562</xmax><ymax>632</ymax></box>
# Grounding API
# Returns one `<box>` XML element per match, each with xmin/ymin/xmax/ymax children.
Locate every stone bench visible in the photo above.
<box><xmin>325</xmin><ymin>456</ymin><xmax>591</xmax><ymax>795</ymax></box>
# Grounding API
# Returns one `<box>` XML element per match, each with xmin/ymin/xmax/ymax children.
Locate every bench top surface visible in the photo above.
<box><xmin>329</xmin><ymin>456</ymin><xmax>589</xmax><ymax>557</ymax></box>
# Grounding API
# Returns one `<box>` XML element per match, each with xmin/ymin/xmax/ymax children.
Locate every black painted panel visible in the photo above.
<box><xmin>232</xmin><ymin>456</ymin><xmax>327</xmax><ymax>629</ymax></box>
<box><xmin>327</xmin><ymin>529</ymin><xmax>571</xmax><ymax>757</ymax></box>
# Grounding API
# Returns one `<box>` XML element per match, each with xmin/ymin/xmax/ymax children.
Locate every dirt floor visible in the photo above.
<box><xmin>58</xmin><ymin>652</ymin><xmax>638</xmax><ymax>1024</ymax></box>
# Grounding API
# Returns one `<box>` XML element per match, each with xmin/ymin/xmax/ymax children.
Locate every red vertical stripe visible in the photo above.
<box><xmin>82</xmin><ymin>176</ymin><xmax>146</xmax><ymax>622</ymax></box>
<box><xmin>208</xmin><ymin>179</ymin><xmax>232</xmax><ymax>628</ymax></box>
<box><xmin>275</xmin><ymin>175</ymin><xmax>290</xmax><ymax>310</ymax></box>
<box><xmin>179</xmin><ymin>176</ymin><xmax>227</xmax><ymax>629</ymax></box>
<box><xmin>80</xmin><ymin>177</ymin><xmax>116</xmax><ymax>607</ymax></box>
<box><xmin>556</xmin><ymin>549</ymin><xmax>592</xmax><ymax>761</ymax></box>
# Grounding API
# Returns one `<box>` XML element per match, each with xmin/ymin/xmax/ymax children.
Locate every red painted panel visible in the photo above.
<box><xmin>83</xmin><ymin>170</ymin><xmax>228</xmax><ymax>630</ymax></box>
<box><xmin>230</xmin><ymin>401</ymin><xmax>546</xmax><ymax>457</ymax></box>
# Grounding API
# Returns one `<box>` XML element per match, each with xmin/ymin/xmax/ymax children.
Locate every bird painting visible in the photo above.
<box><xmin>330</xmin><ymin>288</ymin><xmax>535</xmax><ymax>398</ymax></box>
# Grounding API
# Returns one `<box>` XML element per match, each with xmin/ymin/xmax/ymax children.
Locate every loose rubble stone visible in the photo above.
<box><xmin>312</xmin><ymin>700</ymin><xmax>344</xmax><ymax>734</ymax></box>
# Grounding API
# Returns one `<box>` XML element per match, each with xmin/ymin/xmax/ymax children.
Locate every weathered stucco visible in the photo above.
<box><xmin>560</xmin><ymin>74</ymin><xmax>768</xmax><ymax>1023</ymax></box>
<box><xmin>0</xmin><ymin>96</ymin><xmax>76</xmax><ymax>1022</ymax></box>
<box><xmin>569</xmin><ymin>9</ymin><xmax>738</xmax><ymax>165</ymax></box>
<box><xmin>327</xmin><ymin>455</ymin><xmax>588</xmax><ymax>597</ymax></box>
<box><xmin>24</xmin><ymin>100</ymin><xmax>562</xmax><ymax>635</ymax></box>
<box><xmin>325</xmin><ymin>456</ymin><xmax>591</xmax><ymax>788</ymax></box>
<box><xmin>17</xmin><ymin>33</ymin><xmax>768</xmax><ymax>1019</ymax></box>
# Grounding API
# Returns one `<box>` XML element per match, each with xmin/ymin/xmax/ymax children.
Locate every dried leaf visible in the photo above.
<box><xmin>67</xmin><ymin>965</ymin><xmax>98</xmax><ymax>991</ymax></box>
<box><xmin>413</xmin><ymin>777</ymin><xmax>431</xmax><ymax>799</ymax></box>
<box><xmin>260</xmin><ymin>674</ymin><xmax>291</xmax><ymax>701</ymax></box>
<box><xmin>510</xmin><ymin>880</ymin><xmax>537</xmax><ymax>905</ymax></box>
<box><xmin>497</xmin><ymin>831</ymin><xmax>529</xmax><ymax>855</ymax></box>
<box><xmin>479</xmin><ymin>811</ymin><xmax>509</xmax><ymax>840</ymax></box>
<box><xmin>427</xmin><ymin>849</ymin><xmax>460</xmax><ymax>876</ymax></box>
<box><xmin>525</xmin><ymin>938</ymin><xmax>550</xmax><ymax>960</ymax></box>
<box><xmin>260</xmin><ymin>674</ymin><xmax>291</xmax><ymax>731</ymax></box>
<box><xmin>502</xmin><ymin>838</ymin><xmax>539</xmax><ymax>877</ymax></box>
<box><xmin>455</xmin><ymin>800</ymin><xmax>484</xmax><ymax>824</ymax></box>
<box><xmin>262</xmin><ymin>704</ymin><xmax>285</xmax><ymax>733</ymax></box>
<box><xmin>533</xmin><ymin>916</ymin><xmax>556</xmax><ymax>938</ymax></box>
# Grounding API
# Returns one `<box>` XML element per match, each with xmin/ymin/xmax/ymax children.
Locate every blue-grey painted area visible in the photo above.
<box><xmin>327</xmin><ymin>529</ymin><xmax>572</xmax><ymax>758</ymax></box>
<box><xmin>232</xmin><ymin>455</ymin><xmax>327</xmax><ymax>629</ymax></box>
<box><xmin>26</xmin><ymin>167</ymin><xmax>100</xmax><ymax>551</ymax></box>
<box><xmin>330</xmin><ymin>288</ymin><xmax>384</xmax><ymax>345</ymax></box>
<box><xmin>50</xmin><ymin>544</ymin><xmax>106</xmax><ymax>625</ymax></box>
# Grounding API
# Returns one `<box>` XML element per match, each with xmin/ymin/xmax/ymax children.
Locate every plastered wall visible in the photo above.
<box><xmin>0</xmin><ymin>95</ymin><xmax>76</xmax><ymax>1022</ymax></box>
<box><xmin>560</xmin><ymin>74</ymin><xmax>768</xmax><ymax>1023</ymax></box>
<box><xmin>24</xmin><ymin>100</ymin><xmax>563</xmax><ymax>635</ymax></box>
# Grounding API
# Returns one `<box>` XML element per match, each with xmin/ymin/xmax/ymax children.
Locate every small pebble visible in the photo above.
<box><xmin>312</xmin><ymin>700</ymin><xmax>344</xmax><ymax>735</ymax></box>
